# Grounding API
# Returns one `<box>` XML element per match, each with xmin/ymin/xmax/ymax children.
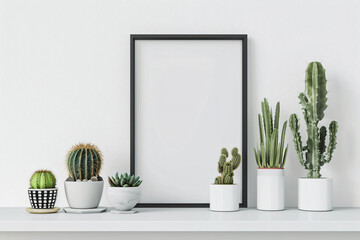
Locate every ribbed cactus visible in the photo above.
<box><xmin>289</xmin><ymin>62</ymin><xmax>339</xmax><ymax>178</ymax></box>
<box><xmin>30</xmin><ymin>170</ymin><xmax>56</xmax><ymax>189</ymax></box>
<box><xmin>254</xmin><ymin>98</ymin><xmax>288</xmax><ymax>168</ymax></box>
<box><xmin>66</xmin><ymin>143</ymin><xmax>103</xmax><ymax>181</ymax></box>
<box><xmin>214</xmin><ymin>147</ymin><xmax>241</xmax><ymax>184</ymax></box>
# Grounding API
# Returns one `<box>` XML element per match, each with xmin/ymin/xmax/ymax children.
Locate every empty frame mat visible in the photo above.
<box><xmin>131</xmin><ymin>35</ymin><xmax>247</xmax><ymax>207</ymax></box>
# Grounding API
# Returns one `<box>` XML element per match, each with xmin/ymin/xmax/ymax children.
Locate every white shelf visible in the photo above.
<box><xmin>1</xmin><ymin>207</ymin><xmax>360</xmax><ymax>232</ymax></box>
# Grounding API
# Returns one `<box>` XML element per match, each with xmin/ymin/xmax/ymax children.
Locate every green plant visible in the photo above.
<box><xmin>108</xmin><ymin>172</ymin><xmax>142</xmax><ymax>187</ymax></box>
<box><xmin>254</xmin><ymin>98</ymin><xmax>288</xmax><ymax>168</ymax></box>
<box><xmin>30</xmin><ymin>170</ymin><xmax>56</xmax><ymax>189</ymax></box>
<box><xmin>289</xmin><ymin>62</ymin><xmax>339</xmax><ymax>178</ymax></box>
<box><xmin>66</xmin><ymin>143</ymin><xmax>103</xmax><ymax>181</ymax></box>
<box><xmin>214</xmin><ymin>147</ymin><xmax>241</xmax><ymax>184</ymax></box>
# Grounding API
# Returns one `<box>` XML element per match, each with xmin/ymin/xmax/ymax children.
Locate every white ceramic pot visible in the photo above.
<box><xmin>64</xmin><ymin>181</ymin><xmax>104</xmax><ymax>209</ymax></box>
<box><xmin>210</xmin><ymin>184</ymin><xmax>239</xmax><ymax>212</ymax></box>
<box><xmin>108</xmin><ymin>187</ymin><xmax>141</xmax><ymax>211</ymax></box>
<box><xmin>257</xmin><ymin>168</ymin><xmax>285</xmax><ymax>211</ymax></box>
<box><xmin>298</xmin><ymin>177</ymin><xmax>332</xmax><ymax>211</ymax></box>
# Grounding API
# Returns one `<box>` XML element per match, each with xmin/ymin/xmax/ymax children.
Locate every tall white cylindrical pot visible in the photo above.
<box><xmin>257</xmin><ymin>168</ymin><xmax>284</xmax><ymax>211</ymax></box>
<box><xmin>298</xmin><ymin>178</ymin><xmax>332</xmax><ymax>211</ymax></box>
<box><xmin>210</xmin><ymin>184</ymin><xmax>239</xmax><ymax>212</ymax></box>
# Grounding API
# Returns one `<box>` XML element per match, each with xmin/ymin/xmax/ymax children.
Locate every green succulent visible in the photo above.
<box><xmin>289</xmin><ymin>62</ymin><xmax>339</xmax><ymax>178</ymax></box>
<box><xmin>66</xmin><ymin>143</ymin><xmax>103</xmax><ymax>181</ymax></box>
<box><xmin>30</xmin><ymin>170</ymin><xmax>56</xmax><ymax>189</ymax></box>
<box><xmin>214</xmin><ymin>147</ymin><xmax>241</xmax><ymax>184</ymax></box>
<box><xmin>254</xmin><ymin>98</ymin><xmax>288</xmax><ymax>168</ymax></box>
<box><xmin>108</xmin><ymin>172</ymin><xmax>142</xmax><ymax>187</ymax></box>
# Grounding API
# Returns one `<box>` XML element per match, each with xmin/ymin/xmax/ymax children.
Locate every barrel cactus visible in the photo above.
<box><xmin>254</xmin><ymin>98</ymin><xmax>288</xmax><ymax>168</ymax></box>
<box><xmin>214</xmin><ymin>147</ymin><xmax>241</xmax><ymax>184</ymax></box>
<box><xmin>108</xmin><ymin>172</ymin><xmax>142</xmax><ymax>187</ymax></box>
<box><xmin>66</xmin><ymin>143</ymin><xmax>103</xmax><ymax>181</ymax></box>
<box><xmin>289</xmin><ymin>62</ymin><xmax>339</xmax><ymax>178</ymax></box>
<box><xmin>30</xmin><ymin>170</ymin><xmax>56</xmax><ymax>189</ymax></box>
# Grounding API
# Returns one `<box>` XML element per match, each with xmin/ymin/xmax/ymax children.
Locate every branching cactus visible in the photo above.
<box><xmin>214</xmin><ymin>147</ymin><xmax>241</xmax><ymax>184</ymax></box>
<box><xmin>66</xmin><ymin>143</ymin><xmax>103</xmax><ymax>181</ymax></box>
<box><xmin>254</xmin><ymin>98</ymin><xmax>288</xmax><ymax>168</ymax></box>
<box><xmin>30</xmin><ymin>170</ymin><xmax>56</xmax><ymax>189</ymax></box>
<box><xmin>289</xmin><ymin>62</ymin><xmax>339</xmax><ymax>178</ymax></box>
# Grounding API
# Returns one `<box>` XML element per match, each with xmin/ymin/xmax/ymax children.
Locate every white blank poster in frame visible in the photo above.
<box><xmin>130</xmin><ymin>35</ymin><xmax>247</xmax><ymax>207</ymax></box>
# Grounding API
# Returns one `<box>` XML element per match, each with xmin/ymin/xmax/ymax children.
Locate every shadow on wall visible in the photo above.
<box><xmin>327</xmin><ymin>73</ymin><xmax>355</xmax><ymax>207</ymax></box>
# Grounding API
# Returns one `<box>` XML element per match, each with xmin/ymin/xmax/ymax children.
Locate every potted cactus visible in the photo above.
<box><xmin>28</xmin><ymin>170</ymin><xmax>58</xmax><ymax>212</ymax></box>
<box><xmin>254</xmin><ymin>98</ymin><xmax>288</xmax><ymax>211</ymax></box>
<box><xmin>210</xmin><ymin>147</ymin><xmax>241</xmax><ymax>212</ymax></box>
<box><xmin>108</xmin><ymin>172</ymin><xmax>142</xmax><ymax>211</ymax></box>
<box><xmin>289</xmin><ymin>62</ymin><xmax>338</xmax><ymax>211</ymax></box>
<box><xmin>64</xmin><ymin>143</ymin><xmax>104</xmax><ymax>209</ymax></box>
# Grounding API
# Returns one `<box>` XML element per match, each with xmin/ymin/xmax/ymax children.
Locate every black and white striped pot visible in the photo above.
<box><xmin>28</xmin><ymin>188</ymin><xmax>58</xmax><ymax>209</ymax></box>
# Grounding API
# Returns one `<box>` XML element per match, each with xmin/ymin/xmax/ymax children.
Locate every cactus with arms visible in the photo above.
<box><xmin>254</xmin><ymin>98</ymin><xmax>288</xmax><ymax>168</ymax></box>
<box><xmin>66</xmin><ymin>143</ymin><xmax>103</xmax><ymax>181</ymax></box>
<box><xmin>289</xmin><ymin>62</ymin><xmax>339</xmax><ymax>178</ymax></box>
<box><xmin>30</xmin><ymin>170</ymin><xmax>56</xmax><ymax>189</ymax></box>
<box><xmin>214</xmin><ymin>147</ymin><xmax>241</xmax><ymax>184</ymax></box>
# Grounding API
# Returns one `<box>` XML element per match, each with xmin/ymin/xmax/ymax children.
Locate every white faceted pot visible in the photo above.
<box><xmin>64</xmin><ymin>181</ymin><xmax>104</xmax><ymax>209</ymax></box>
<box><xmin>108</xmin><ymin>187</ymin><xmax>141</xmax><ymax>211</ymax></box>
<box><xmin>210</xmin><ymin>184</ymin><xmax>239</xmax><ymax>212</ymax></box>
<box><xmin>298</xmin><ymin>178</ymin><xmax>332</xmax><ymax>211</ymax></box>
<box><xmin>257</xmin><ymin>168</ymin><xmax>284</xmax><ymax>211</ymax></box>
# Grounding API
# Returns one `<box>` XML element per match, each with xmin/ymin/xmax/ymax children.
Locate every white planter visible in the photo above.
<box><xmin>257</xmin><ymin>168</ymin><xmax>285</xmax><ymax>211</ymax></box>
<box><xmin>209</xmin><ymin>184</ymin><xmax>239</xmax><ymax>212</ymax></box>
<box><xmin>298</xmin><ymin>177</ymin><xmax>332</xmax><ymax>211</ymax></box>
<box><xmin>107</xmin><ymin>187</ymin><xmax>141</xmax><ymax>211</ymax></box>
<box><xmin>64</xmin><ymin>181</ymin><xmax>104</xmax><ymax>209</ymax></box>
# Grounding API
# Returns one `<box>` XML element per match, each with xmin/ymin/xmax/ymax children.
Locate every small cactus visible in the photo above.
<box><xmin>66</xmin><ymin>143</ymin><xmax>103</xmax><ymax>181</ymax></box>
<box><xmin>30</xmin><ymin>170</ymin><xmax>56</xmax><ymax>189</ymax></box>
<box><xmin>108</xmin><ymin>172</ymin><xmax>142</xmax><ymax>187</ymax></box>
<box><xmin>214</xmin><ymin>147</ymin><xmax>241</xmax><ymax>184</ymax></box>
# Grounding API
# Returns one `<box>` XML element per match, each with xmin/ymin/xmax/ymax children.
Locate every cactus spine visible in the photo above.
<box><xmin>214</xmin><ymin>147</ymin><xmax>241</xmax><ymax>184</ymax></box>
<box><xmin>66</xmin><ymin>143</ymin><xmax>103</xmax><ymax>181</ymax></box>
<box><xmin>254</xmin><ymin>98</ymin><xmax>288</xmax><ymax>168</ymax></box>
<box><xmin>289</xmin><ymin>62</ymin><xmax>339</xmax><ymax>178</ymax></box>
<box><xmin>30</xmin><ymin>170</ymin><xmax>56</xmax><ymax>189</ymax></box>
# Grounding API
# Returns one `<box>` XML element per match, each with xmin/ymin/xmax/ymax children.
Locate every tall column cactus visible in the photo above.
<box><xmin>214</xmin><ymin>147</ymin><xmax>241</xmax><ymax>184</ymax></box>
<box><xmin>289</xmin><ymin>62</ymin><xmax>339</xmax><ymax>178</ymax></box>
<box><xmin>66</xmin><ymin>143</ymin><xmax>103</xmax><ymax>181</ymax></box>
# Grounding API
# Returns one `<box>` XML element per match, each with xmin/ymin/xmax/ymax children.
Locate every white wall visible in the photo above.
<box><xmin>0</xmin><ymin>0</ymin><xmax>359</xmax><ymax>208</ymax></box>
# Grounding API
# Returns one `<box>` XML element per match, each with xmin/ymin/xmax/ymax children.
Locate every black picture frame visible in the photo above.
<box><xmin>130</xmin><ymin>34</ymin><xmax>248</xmax><ymax>208</ymax></box>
